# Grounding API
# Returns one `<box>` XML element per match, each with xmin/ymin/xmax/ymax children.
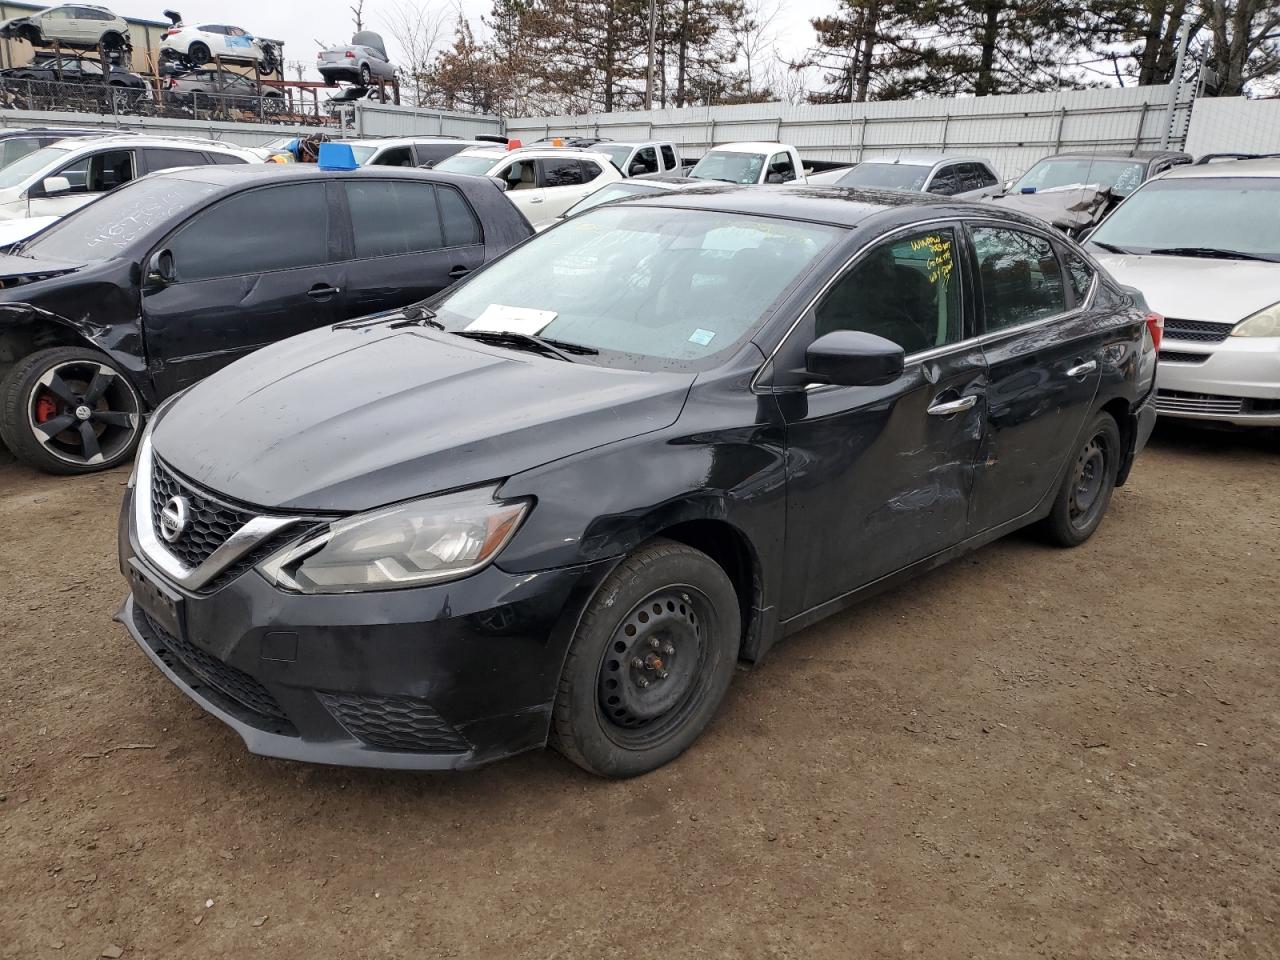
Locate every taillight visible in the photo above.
<box><xmin>345</xmin><ymin>51</ymin><xmax>355</xmax><ymax>58</ymax></box>
<box><xmin>1145</xmin><ymin>312</ymin><xmax>1164</xmax><ymax>352</ymax></box>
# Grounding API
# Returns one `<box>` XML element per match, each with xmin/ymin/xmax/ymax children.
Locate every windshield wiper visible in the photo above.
<box><xmin>454</xmin><ymin>329</ymin><xmax>598</xmax><ymax>363</ymax></box>
<box><xmin>1147</xmin><ymin>246</ymin><xmax>1280</xmax><ymax>263</ymax></box>
<box><xmin>398</xmin><ymin>303</ymin><xmax>444</xmax><ymax>328</ymax></box>
<box><xmin>1089</xmin><ymin>240</ymin><xmax>1135</xmax><ymax>255</ymax></box>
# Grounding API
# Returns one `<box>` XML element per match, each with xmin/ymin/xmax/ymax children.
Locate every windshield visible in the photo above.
<box><xmin>834</xmin><ymin>162</ymin><xmax>930</xmax><ymax>192</ymax></box>
<box><xmin>434</xmin><ymin>153</ymin><xmax>501</xmax><ymax>176</ymax></box>
<box><xmin>1089</xmin><ymin>177</ymin><xmax>1280</xmax><ymax>259</ymax></box>
<box><xmin>600</xmin><ymin>145</ymin><xmax>634</xmax><ymax>169</ymax></box>
<box><xmin>1013</xmin><ymin>158</ymin><xmax>1146</xmax><ymax>197</ymax></box>
<box><xmin>562</xmin><ymin>182</ymin><xmax>668</xmax><ymax>218</ymax></box>
<box><xmin>0</xmin><ymin>146</ymin><xmax>69</xmax><ymax>190</ymax></box>
<box><xmin>434</xmin><ymin>205</ymin><xmax>842</xmax><ymax>371</ymax></box>
<box><xmin>690</xmin><ymin>151</ymin><xmax>766</xmax><ymax>185</ymax></box>
<box><xmin>23</xmin><ymin>175</ymin><xmax>219</xmax><ymax>263</ymax></box>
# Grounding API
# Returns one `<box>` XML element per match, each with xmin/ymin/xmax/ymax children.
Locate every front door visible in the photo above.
<box><xmin>773</xmin><ymin>224</ymin><xmax>988</xmax><ymax>617</ymax></box>
<box><xmin>496</xmin><ymin>157</ymin><xmax>546</xmax><ymax>223</ymax></box>
<box><xmin>965</xmin><ymin>223</ymin><xmax>1104</xmax><ymax>532</ymax></box>
<box><xmin>337</xmin><ymin>178</ymin><xmax>485</xmax><ymax>317</ymax></box>
<box><xmin>142</xmin><ymin>181</ymin><xmax>344</xmax><ymax>396</ymax></box>
<box><xmin>34</xmin><ymin>147</ymin><xmax>136</xmax><ymax>217</ymax></box>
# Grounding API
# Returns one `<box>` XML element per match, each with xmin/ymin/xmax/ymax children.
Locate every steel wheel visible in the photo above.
<box><xmin>1068</xmin><ymin>432</ymin><xmax>1109</xmax><ymax>532</ymax></box>
<box><xmin>1040</xmin><ymin>411</ymin><xmax>1121</xmax><ymax>547</ymax></box>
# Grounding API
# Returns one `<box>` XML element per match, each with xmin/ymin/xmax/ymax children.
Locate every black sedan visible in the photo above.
<box><xmin>0</xmin><ymin>164</ymin><xmax>533</xmax><ymax>474</ymax></box>
<box><xmin>0</xmin><ymin>54</ymin><xmax>149</xmax><ymax>105</ymax></box>
<box><xmin>117</xmin><ymin>186</ymin><xmax>1159</xmax><ymax>778</ymax></box>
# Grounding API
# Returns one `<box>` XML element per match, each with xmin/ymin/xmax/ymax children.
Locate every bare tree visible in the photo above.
<box><xmin>382</xmin><ymin>0</ymin><xmax>449</xmax><ymax>104</ymax></box>
<box><xmin>1205</xmin><ymin>0</ymin><xmax>1280</xmax><ymax>96</ymax></box>
<box><xmin>728</xmin><ymin>0</ymin><xmax>781</xmax><ymax>97</ymax></box>
<box><xmin>352</xmin><ymin>0</ymin><xmax>366</xmax><ymax>33</ymax></box>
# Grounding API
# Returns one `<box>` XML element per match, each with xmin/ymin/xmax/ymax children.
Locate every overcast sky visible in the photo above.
<box><xmin>110</xmin><ymin>0</ymin><xmax>826</xmax><ymax>85</ymax></box>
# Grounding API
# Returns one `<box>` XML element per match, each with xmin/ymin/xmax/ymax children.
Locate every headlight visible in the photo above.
<box><xmin>257</xmin><ymin>486</ymin><xmax>529</xmax><ymax>593</ymax></box>
<box><xmin>1232</xmin><ymin>302</ymin><xmax>1280</xmax><ymax>338</ymax></box>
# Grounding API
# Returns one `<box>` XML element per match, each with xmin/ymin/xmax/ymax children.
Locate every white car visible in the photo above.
<box><xmin>536</xmin><ymin>175</ymin><xmax>704</xmax><ymax>231</ymax></box>
<box><xmin>1088</xmin><ymin>158</ymin><xmax>1280</xmax><ymax>427</ymax></box>
<box><xmin>0</xmin><ymin>5</ymin><xmax>129</xmax><ymax>53</ymax></box>
<box><xmin>340</xmin><ymin>137</ymin><xmax>498</xmax><ymax>169</ymax></box>
<box><xmin>0</xmin><ymin>135</ymin><xmax>258</xmax><ymax>221</ymax></box>
<box><xmin>160</xmin><ymin>19</ymin><xmax>280</xmax><ymax>73</ymax></box>
<box><xmin>811</xmin><ymin>153</ymin><xmax>1004</xmax><ymax>198</ymax></box>
<box><xmin>432</xmin><ymin>146</ymin><xmax>622</xmax><ymax>225</ymax></box>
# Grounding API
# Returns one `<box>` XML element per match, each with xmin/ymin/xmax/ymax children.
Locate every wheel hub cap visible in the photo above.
<box><xmin>74</xmin><ymin>404</ymin><xmax>92</xmax><ymax>421</ymax></box>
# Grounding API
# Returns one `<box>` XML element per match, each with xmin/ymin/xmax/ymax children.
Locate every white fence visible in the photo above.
<box><xmin>506</xmin><ymin>86</ymin><xmax>1193</xmax><ymax>180</ymax></box>
<box><xmin>350</xmin><ymin>102</ymin><xmax>503</xmax><ymax>140</ymax></box>
<box><xmin>1184</xmin><ymin>97</ymin><xmax>1280</xmax><ymax>157</ymax></box>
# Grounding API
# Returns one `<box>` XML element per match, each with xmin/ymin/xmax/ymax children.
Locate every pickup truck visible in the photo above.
<box><xmin>688</xmin><ymin>141</ymin><xmax>852</xmax><ymax>186</ymax></box>
<box><xmin>594</xmin><ymin>140</ymin><xmax>687</xmax><ymax>177</ymax></box>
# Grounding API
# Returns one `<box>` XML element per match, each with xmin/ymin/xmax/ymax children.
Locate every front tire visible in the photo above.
<box><xmin>359</xmin><ymin>64</ymin><xmax>372</xmax><ymax>86</ymax></box>
<box><xmin>1041</xmin><ymin>411</ymin><xmax>1121</xmax><ymax>547</ymax></box>
<box><xmin>187</xmin><ymin>41</ymin><xmax>210</xmax><ymax>65</ymax></box>
<box><xmin>0</xmin><ymin>347</ymin><xmax>143</xmax><ymax>475</ymax></box>
<box><xmin>551</xmin><ymin>539</ymin><xmax>741</xmax><ymax>778</ymax></box>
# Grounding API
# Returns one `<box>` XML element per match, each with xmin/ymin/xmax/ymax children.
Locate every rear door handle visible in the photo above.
<box><xmin>308</xmin><ymin>284</ymin><xmax>340</xmax><ymax>299</ymax></box>
<box><xmin>927</xmin><ymin>394</ymin><xmax>978</xmax><ymax>417</ymax></box>
<box><xmin>448</xmin><ymin>265</ymin><xmax>471</xmax><ymax>279</ymax></box>
<box><xmin>1066</xmin><ymin>360</ymin><xmax>1098</xmax><ymax>378</ymax></box>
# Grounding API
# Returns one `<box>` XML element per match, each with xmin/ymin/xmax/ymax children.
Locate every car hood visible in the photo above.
<box><xmin>986</xmin><ymin>187</ymin><xmax>1111</xmax><ymax>231</ymax></box>
<box><xmin>152</xmin><ymin>324</ymin><xmax>694</xmax><ymax>513</ymax></box>
<box><xmin>0</xmin><ymin>250</ymin><xmax>81</xmax><ymax>283</ymax></box>
<box><xmin>1091</xmin><ymin>252</ymin><xmax>1280</xmax><ymax>324</ymax></box>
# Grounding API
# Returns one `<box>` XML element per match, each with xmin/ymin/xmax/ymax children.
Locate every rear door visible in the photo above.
<box><xmin>965</xmin><ymin>221</ymin><xmax>1105</xmax><ymax>532</ymax></box>
<box><xmin>773</xmin><ymin>223</ymin><xmax>987</xmax><ymax>615</ymax></box>
<box><xmin>141</xmin><ymin>181</ymin><xmax>343</xmax><ymax>394</ymax></box>
<box><xmin>336</xmin><ymin>178</ymin><xmax>485</xmax><ymax>317</ymax></box>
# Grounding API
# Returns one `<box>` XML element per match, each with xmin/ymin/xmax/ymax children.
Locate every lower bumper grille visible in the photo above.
<box><xmin>1163</xmin><ymin>318</ymin><xmax>1233</xmax><ymax>343</ymax></box>
<box><xmin>135</xmin><ymin>606</ymin><xmax>289</xmax><ymax>725</ymax></box>
<box><xmin>1155</xmin><ymin>389</ymin><xmax>1244</xmax><ymax>416</ymax></box>
<box><xmin>1158</xmin><ymin>350</ymin><xmax>1210</xmax><ymax>365</ymax></box>
<box><xmin>318</xmin><ymin>691</ymin><xmax>469</xmax><ymax>753</ymax></box>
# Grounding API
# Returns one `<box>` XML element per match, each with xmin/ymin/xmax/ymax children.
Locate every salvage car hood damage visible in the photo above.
<box><xmin>0</xmin><ymin>252</ymin><xmax>81</xmax><ymax>287</ymax></box>
<box><xmin>986</xmin><ymin>186</ymin><xmax>1114</xmax><ymax>234</ymax></box>
<box><xmin>152</xmin><ymin>324</ymin><xmax>695</xmax><ymax>512</ymax></box>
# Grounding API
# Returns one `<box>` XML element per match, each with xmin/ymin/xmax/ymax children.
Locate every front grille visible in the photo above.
<box><xmin>1155</xmin><ymin>389</ymin><xmax>1244</xmax><ymax>416</ymax></box>
<box><xmin>1158</xmin><ymin>350</ymin><xmax>1211</xmax><ymax>365</ymax></box>
<box><xmin>318</xmin><ymin>691</ymin><xmax>469</xmax><ymax>753</ymax></box>
<box><xmin>1163</xmin><ymin>318</ymin><xmax>1233</xmax><ymax>343</ymax></box>
<box><xmin>151</xmin><ymin>458</ymin><xmax>255</xmax><ymax>569</ymax></box>
<box><xmin>135</xmin><ymin>606</ymin><xmax>289</xmax><ymax>725</ymax></box>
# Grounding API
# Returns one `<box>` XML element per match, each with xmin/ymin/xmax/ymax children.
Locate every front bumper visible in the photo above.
<box><xmin>1156</xmin><ymin>336</ymin><xmax>1280</xmax><ymax>426</ymax></box>
<box><xmin>117</xmin><ymin>487</ymin><xmax>613</xmax><ymax>770</ymax></box>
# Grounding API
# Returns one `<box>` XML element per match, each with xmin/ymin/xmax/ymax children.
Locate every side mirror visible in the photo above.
<box><xmin>766</xmin><ymin>172</ymin><xmax>786</xmax><ymax>184</ymax></box>
<box><xmin>628</xmin><ymin>162</ymin><xmax>646</xmax><ymax>176</ymax></box>
<box><xmin>805</xmin><ymin>330</ymin><xmax>904</xmax><ymax>387</ymax></box>
<box><xmin>39</xmin><ymin>175</ymin><xmax>72</xmax><ymax>197</ymax></box>
<box><xmin>145</xmin><ymin>249</ymin><xmax>176</xmax><ymax>286</ymax></box>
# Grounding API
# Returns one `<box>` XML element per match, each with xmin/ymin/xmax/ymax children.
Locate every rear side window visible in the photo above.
<box><xmin>371</xmin><ymin>146</ymin><xmax>414</xmax><ymax>167</ymax></box>
<box><xmin>414</xmin><ymin>143</ymin><xmax>465</xmax><ymax>166</ymax></box>
<box><xmin>438</xmin><ymin>185</ymin><xmax>481</xmax><ymax>247</ymax></box>
<box><xmin>579</xmin><ymin>159</ymin><xmax>603</xmax><ymax>181</ymax></box>
<box><xmin>660</xmin><ymin>144</ymin><xmax>676</xmax><ymax>169</ymax></box>
<box><xmin>971</xmin><ymin>226</ymin><xmax>1067</xmax><ymax>331</ymax></box>
<box><xmin>208</xmin><ymin>152</ymin><xmax>247</xmax><ymax>165</ymax></box>
<box><xmin>344</xmin><ymin>180</ymin><xmax>443</xmax><ymax>257</ymax></box>
<box><xmin>1064</xmin><ymin>250</ymin><xmax>1095</xmax><ymax>306</ymax></box>
<box><xmin>143</xmin><ymin>148</ymin><xmax>209</xmax><ymax>173</ymax></box>
<box><xmin>539</xmin><ymin>157</ymin><xmax>586</xmax><ymax>187</ymax></box>
<box><xmin>168</xmin><ymin>182</ymin><xmax>330</xmax><ymax>281</ymax></box>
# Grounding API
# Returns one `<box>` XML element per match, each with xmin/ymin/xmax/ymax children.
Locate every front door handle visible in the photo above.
<box><xmin>448</xmin><ymin>265</ymin><xmax>471</xmax><ymax>279</ymax></box>
<box><xmin>1066</xmin><ymin>359</ymin><xmax>1098</xmax><ymax>378</ymax></box>
<box><xmin>308</xmin><ymin>284</ymin><xmax>340</xmax><ymax>300</ymax></box>
<box><xmin>927</xmin><ymin>394</ymin><xmax>978</xmax><ymax>417</ymax></box>
<box><xmin>527</xmin><ymin>196</ymin><xmax>544</xmax><ymax>203</ymax></box>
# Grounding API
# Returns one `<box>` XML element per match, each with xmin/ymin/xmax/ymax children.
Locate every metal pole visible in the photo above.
<box><xmin>1159</xmin><ymin>18</ymin><xmax>1190</xmax><ymax>149</ymax></box>
<box><xmin>645</xmin><ymin>0</ymin><xmax>656</xmax><ymax>111</ymax></box>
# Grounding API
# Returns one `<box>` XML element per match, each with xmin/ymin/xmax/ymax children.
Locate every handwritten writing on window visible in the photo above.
<box><xmin>910</xmin><ymin>233</ymin><xmax>953</xmax><ymax>285</ymax></box>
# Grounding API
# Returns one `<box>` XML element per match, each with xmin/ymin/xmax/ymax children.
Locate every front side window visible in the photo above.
<box><xmin>343</xmin><ymin>180</ymin><xmax>442</xmax><ymax>257</ymax></box>
<box><xmin>971</xmin><ymin>226</ymin><xmax>1067</xmax><ymax>331</ymax></box>
<box><xmin>167</xmin><ymin>182</ymin><xmax>329</xmax><ymax>281</ymax></box>
<box><xmin>767</xmin><ymin>152</ymin><xmax>796</xmax><ymax>183</ymax></box>
<box><xmin>499</xmin><ymin>158</ymin><xmax>537</xmax><ymax>190</ymax></box>
<box><xmin>55</xmin><ymin>149</ymin><xmax>134</xmax><ymax>194</ymax></box>
<box><xmin>434</xmin><ymin>205</ymin><xmax>842</xmax><ymax>370</ymax></box>
<box><xmin>632</xmin><ymin>147</ymin><xmax>658</xmax><ymax>175</ymax></box>
<box><xmin>690</xmin><ymin>150</ymin><xmax>766</xmax><ymax>185</ymax></box>
<box><xmin>371</xmin><ymin>146</ymin><xmax>414</xmax><ymax>167</ymax></box>
<box><xmin>927</xmin><ymin>166</ymin><xmax>961</xmax><ymax>195</ymax></box>
<box><xmin>1089</xmin><ymin>177</ymin><xmax>1280</xmax><ymax>260</ymax></box>
<box><xmin>815</xmin><ymin>227</ymin><xmax>963</xmax><ymax>354</ymax></box>
<box><xmin>539</xmin><ymin>157</ymin><xmax>586</xmax><ymax>187</ymax></box>
<box><xmin>75</xmin><ymin>57</ymin><xmax>102</xmax><ymax>76</ymax></box>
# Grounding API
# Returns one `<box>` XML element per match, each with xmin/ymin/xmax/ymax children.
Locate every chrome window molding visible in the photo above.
<box><xmin>753</xmin><ymin>214</ymin><xmax>1097</xmax><ymax>394</ymax></box>
<box><xmin>133</xmin><ymin>433</ymin><xmax>300</xmax><ymax>591</ymax></box>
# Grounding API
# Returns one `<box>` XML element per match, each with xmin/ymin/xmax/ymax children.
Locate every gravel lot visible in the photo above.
<box><xmin>2</xmin><ymin>423</ymin><xmax>1278</xmax><ymax>960</ymax></box>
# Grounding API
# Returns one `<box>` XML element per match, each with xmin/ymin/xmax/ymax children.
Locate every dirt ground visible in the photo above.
<box><xmin>1</xmin><ymin>423</ymin><xmax>1278</xmax><ymax>960</ymax></box>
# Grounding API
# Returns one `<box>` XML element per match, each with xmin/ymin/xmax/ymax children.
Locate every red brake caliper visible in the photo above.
<box><xmin>34</xmin><ymin>394</ymin><xmax>59</xmax><ymax>424</ymax></box>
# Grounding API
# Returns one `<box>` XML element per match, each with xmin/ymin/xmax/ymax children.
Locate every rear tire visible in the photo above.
<box><xmin>187</xmin><ymin>41</ymin><xmax>210</xmax><ymax>65</ymax></box>
<box><xmin>1040</xmin><ymin>412</ymin><xmax>1121</xmax><ymax>547</ymax></box>
<box><xmin>551</xmin><ymin>538</ymin><xmax>741</xmax><ymax>778</ymax></box>
<box><xmin>359</xmin><ymin>64</ymin><xmax>372</xmax><ymax>86</ymax></box>
<box><xmin>0</xmin><ymin>347</ymin><xmax>143</xmax><ymax>475</ymax></box>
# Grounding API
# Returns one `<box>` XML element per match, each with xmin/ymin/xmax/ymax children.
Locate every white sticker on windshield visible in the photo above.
<box><xmin>466</xmin><ymin>304</ymin><xmax>558</xmax><ymax>335</ymax></box>
<box><xmin>688</xmin><ymin>328</ymin><xmax>716</xmax><ymax>346</ymax></box>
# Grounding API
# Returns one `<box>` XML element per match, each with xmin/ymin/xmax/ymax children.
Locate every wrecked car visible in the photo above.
<box><xmin>317</xmin><ymin>31</ymin><xmax>395</xmax><ymax>87</ymax></box>
<box><xmin>117</xmin><ymin>187</ymin><xmax>1157</xmax><ymax>779</ymax></box>
<box><xmin>0</xmin><ymin>163</ymin><xmax>532</xmax><ymax>473</ymax></box>
<box><xmin>987</xmin><ymin>150</ymin><xmax>1190</xmax><ymax>238</ymax></box>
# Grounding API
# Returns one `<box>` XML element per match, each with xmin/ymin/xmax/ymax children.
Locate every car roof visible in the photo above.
<box><xmin>706</xmin><ymin>142</ymin><xmax>791</xmax><ymax>154</ymax></box>
<box><xmin>151</xmin><ymin>164</ymin><xmax>492</xmax><ymax>190</ymax></box>
<box><xmin>52</xmin><ymin>135</ymin><xmax>248</xmax><ymax>153</ymax></box>
<box><xmin>455</xmin><ymin>147</ymin><xmax>614</xmax><ymax>163</ymax></box>
<box><xmin>1046</xmin><ymin>150</ymin><xmax>1190</xmax><ymax>162</ymax></box>
<box><xmin>1157</xmin><ymin>157</ymin><xmax>1280</xmax><ymax>179</ymax></box>
<box><xmin>342</xmin><ymin>136</ymin><xmax>483</xmax><ymax>148</ymax></box>
<box><xmin>858</xmin><ymin>154</ymin><xmax>993</xmax><ymax>168</ymax></box>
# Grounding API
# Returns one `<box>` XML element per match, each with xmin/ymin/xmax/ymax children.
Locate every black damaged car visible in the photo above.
<box><xmin>117</xmin><ymin>186</ymin><xmax>1159</xmax><ymax>778</ymax></box>
<box><xmin>0</xmin><ymin>164</ymin><xmax>532</xmax><ymax>474</ymax></box>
